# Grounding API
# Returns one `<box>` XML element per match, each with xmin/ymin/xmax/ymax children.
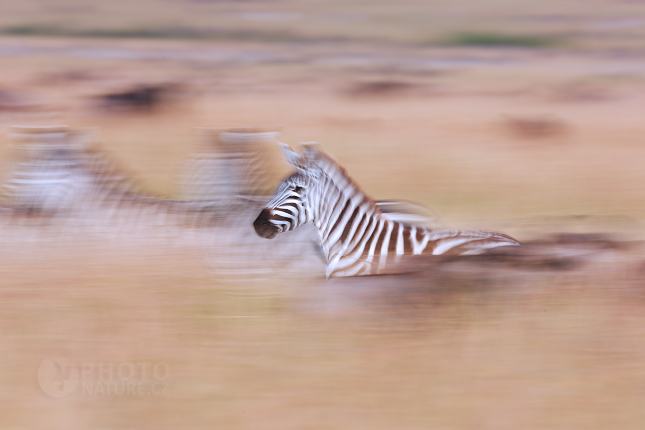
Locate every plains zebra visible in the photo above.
<box><xmin>1</xmin><ymin>126</ymin><xmax>81</xmax><ymax>215</ymax></box>
<box><xmin>0</xmin><ymin>126</ymin><xmax>220</xmax><ymax>233</ymax></box>
<box><xmin>181</xmin><ymin>127</ymin><xmax>281</xmax><ymax>206</ymax></box>
<box><xmin>253</xmin><ymin>142</ymin><xmax>520</xmax><ymax>278</ymax></box>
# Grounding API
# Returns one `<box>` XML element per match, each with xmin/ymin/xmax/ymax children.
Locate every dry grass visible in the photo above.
<box><xmin>2</xmin><ymin>1</ymin><xmax>645</xmax><ymax>428</ymax></box>
<box><xmin>3</xmin><ymin>242</ymin><xmax>645</xmax><ymax>429</ymax></box>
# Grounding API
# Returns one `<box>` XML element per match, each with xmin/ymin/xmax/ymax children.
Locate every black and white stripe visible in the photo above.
<box><xmin>254</xmin><ymin>142</ymin><xmax>520</xmax><ymax>278</ymax></box>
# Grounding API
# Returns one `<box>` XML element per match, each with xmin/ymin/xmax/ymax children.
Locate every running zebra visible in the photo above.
<box><xmin>0</xmin><ymin>126</ymin><xmax>81</xmax><ymax>215</ymax></box>
<box><xmin>181</xmin><ymin>127</ymin><xmax>281</xmax><ymax>206</ymax></box>
<box><xmin>253</xmin><ymin>142</ymin><xmax>520</xmax><ymax>278</ymax></box>
<box><xmin>0</xmin><ymin>126</ymin><xmax>220</xmax><ymax>231</ymax></box>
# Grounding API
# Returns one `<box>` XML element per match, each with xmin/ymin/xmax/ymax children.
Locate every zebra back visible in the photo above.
<box><xmin>375</xmin><ymin>200</ymin><xmax>439</xmax><ymax>229</ymax></box>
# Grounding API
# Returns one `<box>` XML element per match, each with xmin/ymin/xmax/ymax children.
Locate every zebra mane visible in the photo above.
<box><xmin>308</xmin><ymin>147</ymin><xmax>383</xmax><ymax>215</ymax></box>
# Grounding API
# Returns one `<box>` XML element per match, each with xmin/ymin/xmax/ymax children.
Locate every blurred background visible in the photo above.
<box><xmin>3</xmin><ymin>0</ymin><xmax>645</xmax><ymax>429</ymax></box>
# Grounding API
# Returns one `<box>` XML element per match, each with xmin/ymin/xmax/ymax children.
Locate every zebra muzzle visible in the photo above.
<box><xmin>253</xmin><ymin>209</ymin><xmax>280</xmax><ymax>239</ymax></box>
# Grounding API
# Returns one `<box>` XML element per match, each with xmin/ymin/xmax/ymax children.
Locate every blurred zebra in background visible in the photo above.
<box><xmin>254</xmin><ymin>142</ymin><xmax>520</xmax><ymax>278</ymax></box>
<box><xmin>0</xmin><ymin>126</ymin><xmax>221</xmax><ymax>240</ymax></box>
<box><xmin>181</xmin><ymin>127</ymin><xmax>282</xmax><ymax>208</ymax></box>
<box><xmin>1</xmin><ymin>125</ymin><xmax>284</xmax><ymax>223</ymax></box>
<box><xmin>1</xmin><ymin>126</ymin><xmax>82</xmax><ymax>216</ymax></box>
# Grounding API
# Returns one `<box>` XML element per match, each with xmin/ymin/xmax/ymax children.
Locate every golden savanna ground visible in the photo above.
<box><xmin>2</xmin><ymin>1</ymin><xmax>645</xmax><ymax>429</ymax></box>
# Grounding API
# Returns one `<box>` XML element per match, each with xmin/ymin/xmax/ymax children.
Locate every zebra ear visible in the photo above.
<box><xmin>278</xmin><ymin>142</ymin><xmax>304</xmax><ymax>169</ymax></box>
<box><xmin>300</xmin><ymin>141</ymin><xmax>321</xmax><ymax>164</ymax></box>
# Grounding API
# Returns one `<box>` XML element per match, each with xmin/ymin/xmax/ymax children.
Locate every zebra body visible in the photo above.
<box><xmin>254</xmin><ymin>142</ymin><xmax>520</xmax><ymax>278</ymax></box>
<box><xmin>181</xmin><ymin>128</ymin><xmax>281</xmax><ymax>205</ymax></box>
<box><xmin>1</xmin><ymin>127</ymin><xmax>84</xmax><ymax>215</ymax></box>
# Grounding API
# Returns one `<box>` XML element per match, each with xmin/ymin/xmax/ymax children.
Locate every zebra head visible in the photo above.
<box><xmin>253</xmin><ymin>142</ymin><xmax>320</xmax><ymax>239</ymax></box>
